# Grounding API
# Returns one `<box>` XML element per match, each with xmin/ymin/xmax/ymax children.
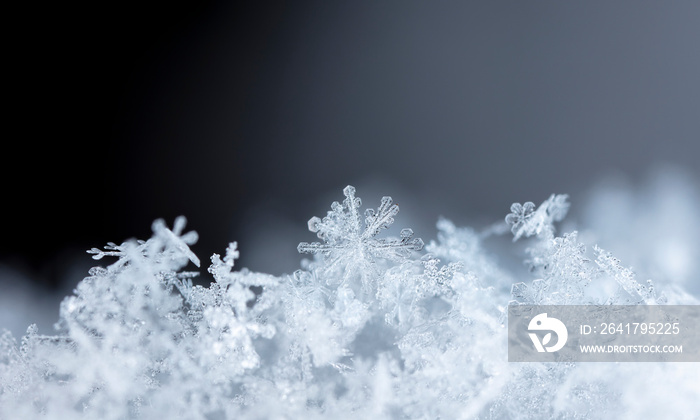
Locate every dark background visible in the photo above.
<box><xmin>3</xmin><ymin>1</ymin><xmax>699</xmax><ymax>290</ymax></box>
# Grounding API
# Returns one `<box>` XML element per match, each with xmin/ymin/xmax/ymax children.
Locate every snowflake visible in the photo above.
<box><xmin>505</xmin><ymin>194</ymin><xmax>570</xmax><ymax>241</ymax></box>
<box><xmin>3</xmin><ymin>183</ymin><xmax>699</xmax><ymax>420</ymax></box>
<box><xmin>204</xmin><ymin>242</ymin><xmax>279</xmax><ymax>320</ymax></box>
<box><xmin>87</xmin><ymin>215</ymin><xmax>200</xmax><ymax>269</ymax></box>
<box><xmin>507</xmin><ymin>195</ymin><xmax>665</xmax><ymax>306</ymax></box>
<box><xmin>298</xmin><ymin>185</ymin><xmax>423</xmax><ymax>291</ymax></box>
<box><xmin>416</xmin><ymin>255</ymin><xmax>460</xmax><ymax>299</ymax></box>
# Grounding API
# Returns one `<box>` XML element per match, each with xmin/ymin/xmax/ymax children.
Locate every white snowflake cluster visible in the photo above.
<box><xmin>508</xmin><ymin>197</ymin><xmax>665</xmax><ymax>306</ymax></box>
<box><xmin>1</xmin><ymin>185</ymin><xmax>698</xmax><ymax>419</ymax></box>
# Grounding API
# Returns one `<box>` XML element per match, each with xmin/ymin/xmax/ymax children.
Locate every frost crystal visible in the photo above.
<box><xmin>506</xmin><ymin>194</ymin><xmax>570</xmax><ymax>241</ymax></box>
<box><xmin>298</xmin><ymin>185</ymin><xmax>423</xmax><ymax>291</ymax></box>
<box><xmin>1</xmin><ymin>187</ymin><xmax>698</xmax><ymax>420</ymax></box>
<box><xmin>508</xmin><ymin>195</ymin><xmax>665</xmax><ymax>306</ymax></box>
<box><xmin>87</xmin><ymin>215</ymin><xmax>200</xmax><ymax>268</ymax></box>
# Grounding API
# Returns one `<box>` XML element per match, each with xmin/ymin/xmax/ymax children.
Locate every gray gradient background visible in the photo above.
<box><xmin>2</xmin><ymin>1</ymin><xmax>699</xmax><ymax>304</ymax></box>
<box><xmin>237</xmin><ymin>1</ymin><xmax>700</xmax><ymax>273</ymax></box>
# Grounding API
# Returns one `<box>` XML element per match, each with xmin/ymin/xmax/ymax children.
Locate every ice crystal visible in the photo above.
<box><xmin>1</xmin><ymin>186</ymin><xmax>698</xmax><ymax>420</ymax></box>
<box><xmin>298</xmin><ymin>185</ymin><xmax>424</xmax><ymax>291</ymax></box>
<box><xmin>508</xmin><ymin>196</ymin><xmax>664</xmax><ymax>306</ymax></box>
<box><xmin>506</xmin><ymin>194</ymin><xmax>570</xmax><ymax>241</ymax></box>
<box><xmin>87</xmin><ymin>215</ymin><xmax>200</xmax><ymax>269</ymax></box>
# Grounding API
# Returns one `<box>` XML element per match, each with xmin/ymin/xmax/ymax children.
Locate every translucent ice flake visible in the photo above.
<box><xmin>88</xmin><ymin>216</ymin><xmax>200</xmax><ymax>269</ymax></box>
<box><xmin>298</xmin><ymin>185</ymin><xmax>423</xmax><ymax>291</ymax></box>
<box><xmin>3</xmin><ymin>184</ymin><xmax>697</xmax><ymax>420</ymax></box>
<box><xmin>506</xmin><ymin>194</ymin><xmax>569</xmax><ymax>241</ymax></box>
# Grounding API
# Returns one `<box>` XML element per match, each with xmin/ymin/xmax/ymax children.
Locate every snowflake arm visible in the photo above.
<box><xmin>363</xmin><ymin>196</ymin><xmax>399</xmax><ymax>239</ymax></box>
<box><xmin>87</xmin><ymin>241</ymin><xmax>129</xmax><ymax>260</ymax></box>
<box><xmin>87</xmin><ymin>216</ymin><xmax>200</xmax><ymax>268</ymax></box>
<box><xmin>152</xmin><ymin>216</ymin><xmax>200</xmax><ymax>267</ymax></box>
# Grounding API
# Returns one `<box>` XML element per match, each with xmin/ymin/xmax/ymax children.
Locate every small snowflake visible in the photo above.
<box><xmin>505</xmin><ymin>202</ymin><xmax>536</xmax><ymax>238</ymax></box>
<box><xmin>505</xmin><ymin>194</ymin><xmax>569</xmax><ymax>241</ymax></box>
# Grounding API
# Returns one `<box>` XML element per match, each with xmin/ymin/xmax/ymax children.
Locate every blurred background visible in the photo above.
<box><xmin>3</xmin><ymin>1</ymin><xmax>699</xmax><ymax>335</ymax></box>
